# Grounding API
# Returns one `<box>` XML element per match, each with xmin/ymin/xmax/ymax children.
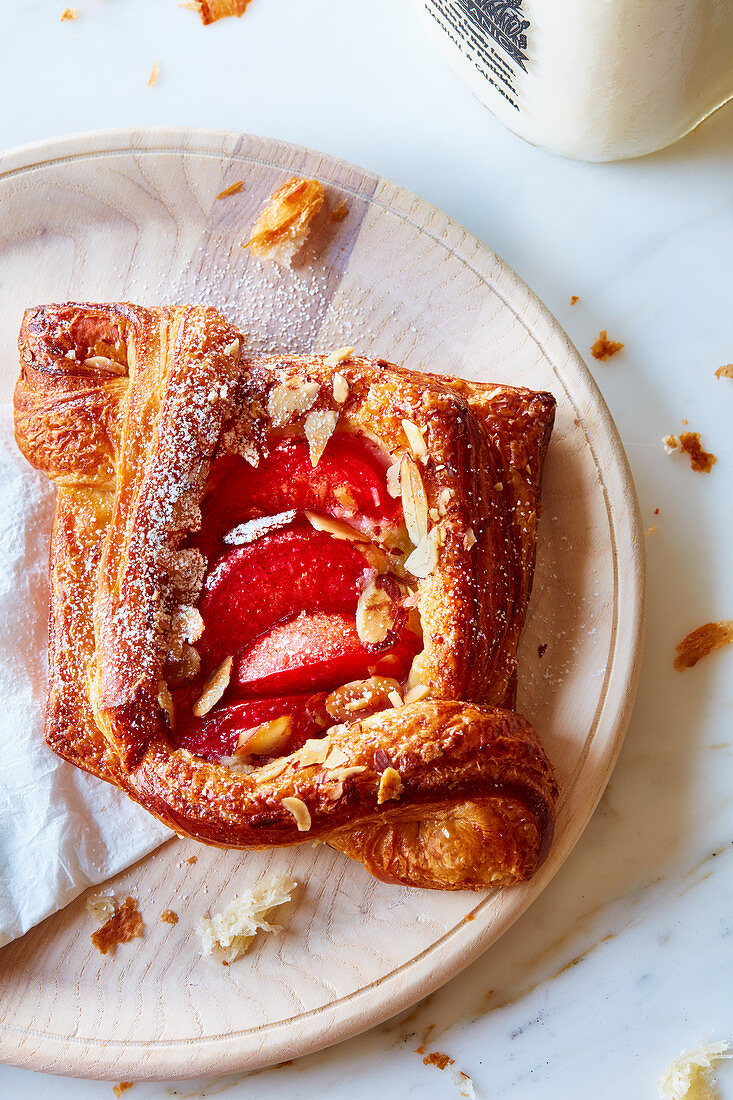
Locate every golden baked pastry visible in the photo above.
<box><xmin>15</xmin><ymin>301</ymin><xmax>558</xmax><ymax>890</ymax></box>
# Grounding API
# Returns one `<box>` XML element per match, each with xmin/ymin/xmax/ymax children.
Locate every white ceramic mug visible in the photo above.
<box><xmin>414</xmin><ymin>0</ymin><xmax>733</xmax><ymax>161</ymax></box>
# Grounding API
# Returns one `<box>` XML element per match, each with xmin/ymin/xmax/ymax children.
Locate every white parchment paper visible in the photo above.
<box><xmin>0</xmin><ymin>405</ymin><xmax>170</xmax><ymax>948</ymax></box>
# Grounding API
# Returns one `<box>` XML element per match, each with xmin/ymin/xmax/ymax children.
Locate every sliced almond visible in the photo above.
<box><xmin>333</xmin><ymin>484</ymin><xmax>357</xmax><ymax>515</ymax></box>
<box><xmin>402</xmin><ymin>419</ymin><xmax>427</xmax><ymax>458</ymax></box>
<box><xmin>223</xmin><ymin>338</ymin><xmax>240</xmax><ymax>358</ymax></box>
<box><xmin>464</xmin><ymin>527</ymin><xmax>477</xmax><ymax>550</ymax></box>
<box><xmin>236</xmin><ymin>715</ymin><xmax>294</xmax><ymax>756</ymax></box>
<box><xmin>404</xmin><ymin>683</ymin><xmax>430</xmax><ymax>704</ymax></box>
<box><xmin>82</xmin><ymin>355</ymin><xmax>127</xmax><ymax>375</ymax></box>
<box><xmin>405</xmin><ymin>528</ymin><xmax>440</xmax><ymax>579</ymax></box>
<box><xmin>377</xmin><ymin>767</ymin><xmax>404</xmax><ymax>805</ymax></box>
<box><xmin>267</xmin><ymin>380</ymin><xmax>319</xmax><ymax>428</ymax></box>
<box><xmin>386</xmin><ymin>461</ymin><xmax>401</xmax><ymax>499</ymax></box>
<box><xmin>305</xmin><ymin>511</ymin><xmax>369</xmax><ymax>542</ymax></box>
<box><xmin>224</xmin><ymin>510</ymin><xmax>297</xmax><ymax>546</ymax></box>
<box><xmin>324</xmin><ymin>346</ymin><xmax>354</xmax><ymax>369</ymax></box>
<box><xmin>356</xmin><ymin>580</ymin><xmax>395</xmax><ymax>645</ymax></box>
<box><xmin>167</xmin><ymin>643</ymin><xmax>201</xmax><ymax>688</ymax></box>
<box><xmin>304</xmin><ymin>408</ymin><xmax>339</xmax><ymax>467</ymax></box>
<box><xmin>193</xmin><ymin>656</ymin><xmax>233</xmax><ymax>717</ymax></box>
<box><xmin>400</xmin><ymin>456</ymin><xmax>428</xmax><ymax>545</ymax></box>
<box><xmin>324</xmin><ymin>744</ymin><xmax>350</xmax><ymax>769</ymax></box>
<box><xmin>332</xmin><ymin>372</ymin><xmax>349</xmax><ymax>403</ymax></box>
<box><xmin>297</xmin><ymin>737</ymin><xmax>331</xmax><ymax>767</ymax></box>
<box><xmin>173</xmin><ymin>605</ymin><xmax>205</xmax><ymax>645</ymax></box>
<box><xmin>437</xmin><ymin>487</ymin><xmax>454</xmax><ymax>515</ymax></box>
<box><xmin>406</xmin><ymin>650</ymin><xmax>431</xmax><ymax>694</ymax></box>
<box><xmin>157</xmin><ymin>682</ymin><xmax>175</xmax><ymax>728</ymax></box>
<box><xmin>325</xmin><ymin>676</ymin><xmax>402</xmax><ymax>721</ymax></box>
<box><xmin>255</xmin><ymin>757</ymin><xmax>291</xmax><ymax>781</ymax></box>
<box><xmin>282</xmin><ymin>796</ymin><xmax>311</xmax><ymax>832</ymax></box>
<box><xmin>333</xmin><ymin>766</ymin><xmax>366</xmax><ymax>782</ymax></box>
<box><xmin>387</xmin><ymin>689</ymin><xmax>403</xmax><ymax>708</ymax></box>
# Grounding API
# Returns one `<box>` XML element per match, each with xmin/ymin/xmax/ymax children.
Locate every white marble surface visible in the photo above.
<box><xmin>1</xmin><ymin>1</ymin><xmax>733</xmax><ymax>1097</ymax></box>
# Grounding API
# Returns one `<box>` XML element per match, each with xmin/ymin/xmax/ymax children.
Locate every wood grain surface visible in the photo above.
<box><xmin>0</xmin><ymin>127</ymin><xmax>645</xmax><ymax>1081</ymax></box>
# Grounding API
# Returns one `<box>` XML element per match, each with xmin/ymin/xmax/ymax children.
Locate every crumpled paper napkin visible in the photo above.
<box><xmin>0</xmin><ymin>405</ymin><xmax>170</xmax><ymax>948</ymax></box>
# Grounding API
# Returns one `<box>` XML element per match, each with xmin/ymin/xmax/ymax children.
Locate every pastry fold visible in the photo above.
<box><xmin>15</xmin><ymin>302</ymin><xmax>558</xmax><ymax>890</ymax></box>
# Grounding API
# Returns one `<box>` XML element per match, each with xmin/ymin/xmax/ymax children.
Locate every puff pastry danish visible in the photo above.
<box><xmin>15</xmin><ymin>302</ymin><xmax>558</xmax><ymax>890</ymax></box>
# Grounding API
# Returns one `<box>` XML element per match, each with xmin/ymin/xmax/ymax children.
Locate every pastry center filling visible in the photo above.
<box><xmin>169</xmin><ymin>433</ymin><xmax>422</xmax><ymax>761</ymax></box>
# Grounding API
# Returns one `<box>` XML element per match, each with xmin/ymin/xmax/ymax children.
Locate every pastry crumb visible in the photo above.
<box><xmin>715</xmin><ymin>364</ymin><xmax>733</xmax><ymax>380</ymax></box>
<box><xmin>330</xmin><ymin>200</ymin><xmax>349</xmax><ymax>222</ymax></box>
<box><xmin>91</xmin><ymin>897</ymin><xmax>143</xmax><ymax>955</ymax></box>
<box><xmin>148</xmin><ymin>61</ymin><xmax>160</xmax><ymax>87</ymax></box>
<box><xmin>194</xmin><ymin>0</ymin><xmax>252</xmax><ymax>23</ymax></box>
<box><xmin>674</xmin><ymin>431</ymin><xmax>717</xmax><ymax>473</ymax></box>
<box><xmin>113</xmin><ymin>1085</ymin><xmax>134</xmax><ymax>1098</ymax></box>
<box><xmin>60</xmin><ymin>7</ymin><xmax>78</xmax><ymax>19</ymax></box>
<box><xmin>184</xmin><ymin>854</ymin><xmax>198</xmax><ymax>865</ymax></box>
<box><xmin>663</xmin><ymin>434</ymin><xmax>679</xmax><ymax>454</ymax></box>
<box><xmin>591</xmin><ymin>330</ymin><xmax>624</xmax><ymax>361</ymax></box>
<box><xmin>657</xmin><ymin>1040</ymin><xmax>732</xmax><ymax>1099</ymax></box>
<box><xmin>452</xmin><ymin>1070</ymin><xmax>477</xmax><ymax>1099</ymax></box>
<box><xmin>246</xmin><ymin>176</ymin><xmax>325</xmax><ymax>267</ymax></box>
<box><xmin>646</xmin><ymin>526</ymin><xmax>658</xmax><ymax>535</ymax></box>
<box><xmin>216</xmin><ymin>180</ymin><xmax>244</xmax><ymax>199</ymax></box>
<box><xmin>570</xmin><ymin>295</ymin><xmax>579</xmax><ymax>305</ymax></box>
<box><xmin>198</xmin><ymin>876</ymin><xmax>295</xmax><ymax>963</ymax></box>
<box><xmin>377</xmin><ymin>766</ymin><xmax>404</xmax><ymax>805</ymax></box>
<box><xmin>418</xmin><ymin>1049</ymin><xmax>455</xmax><ymax>1070</ymax></box>
<box><xmin>674</xmin><ymin>621</ymin><xmax>733</xmax><ymax>670</ymax></box>
<box><xmin>160</xmin><ymin>909</ymin><xmax>178</xmax><ymax>925</ymax></box>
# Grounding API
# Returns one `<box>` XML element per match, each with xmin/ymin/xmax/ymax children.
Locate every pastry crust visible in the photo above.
<box><xmin>15</xmin><ymin>302</ymin><xmax>558</xmax><ymax>891</ymax></box>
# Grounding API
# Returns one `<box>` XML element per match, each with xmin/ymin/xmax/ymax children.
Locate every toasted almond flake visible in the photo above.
<box><xmin>322</xmin><ymin>780</ymin><xmax>344</xmax><ymax>800</ymax></box>
<box><xmin>305</xmin><ymin>511</ymin><xmax>369</xmax><ymax>542</ymax></box>
<box><xmin>400</xmin><ymin>456</ymin><xmax>429</xmax><ymax>545</ymax></box>
<box><xmin>236</xmin><ymin>715</ymin><xmax>294</xmax><ymax>756</ymax></box>
<box><xmin>386</xmin><ymin>461</ymin><xmax>402</xmax><ymax>499</ymax></box>
<box><xmin>148</xmin><ymin>61</ymin><xmax>160</xmax><ymax>87</ymax></box>
<box><xmin>333</xmin><ymin>766</ymin><xmax>366</xmax><ymax>781</ymax></box>
<box><xmin>193</xmin><ymin>657</ymin><xmax>232</xmax><ymax>717</ymax></box>
<box><xmin>223</xmin><ymin>338</ymin><xmax>240</xmax><ymax>357</ymax></box>
<box><xmin>157</xmin><ymin>682</ymin><xmax>175</xmax><ymax>728</ymax></box>
<box><xmin>404</xmin><ymin>683</ymin><xmax>430</xmax><ymax>704</ymax></box>
<box><xmin>464</xmin><ymin>527</ymin><xmax>477</xmax><ymax>550</ymax></box>
<box><xmin>437</xmin><ymin>487</ymin><xmax>454</xmax><ymax>515</ymax></box>
<box><xmin>405</xmin><ymin>529</ymin><xmax>440</xmax><ymax>579</ymax></box>
<box><xmin>429</xmin><ymin>507</ymin><xmax>440</xmax><ymax>522</ymax></box>
<box><xmin>82</xmin><ymin>355</ymin><xmax>126</xmax><ymax>374</ymax></box>
<box><xmin>305</xmin><ymin>408</ymin><xmax>339</xmax><ymax>466</ymax></box>
<box><xmin>332</xmin><ymin>372</ymin><xmax>349</xmax><ymax>403</ymax></box>
<box><xmin>324</xmin><ymin>744</ymin><xmax>350</xmax><ymax>769</ymax></box>
<box><xmin>267</xmin><ymin>380</ymin><xmax>319</xmax><ymax>427</ymax></box>
<box><xmin>324</xmin><ymin>346</ymin><xmax>354</xmax><ymax>368</ymax></box>
<box><xmin>378</xmin><ymin>767</ymin><xmax>404</xmax><ymax>804</ymax></box>
<box><xmin>297</xmin><ymin>737</ymin><xmax>331</xmax><ymax>766</ymax></box>
<box><xmin>406</xmin><ymin>650</ymin><xmax>430</xmax><ymax>693</ymax></box>
<box><xmin>216</xmin><ymin>181</ymin><xmax>244</xmax><ymax>200</ymax></box>
<box><xmin>325</xmin><ymin>676</ymin><xmax>402</xmax><ymax>721</ymax></box>
<box><xmin>356</xmin><ymin>579</ymin><xmax>395</xmax><ymax>644</ymax></box>
<box><xmin>387</xmin><ymin>689</ymin><xmax>403</xmax><ymax>708</ymax></box>
<box><xmin>255</xmin><ymin>757</ymin><xmax>291</xmax><ymax>781</ymax></box>
<box><xmin>224</xmin><ymin>510</ymin><xmax>297</xmax><ymax>546</ymax></box>
<box><xmin>282</xmin><ymin>797</ymin><xmax>311</xmax><ymax>832</ymax></box>
<box><xmin>402</xmin><ymin>419</ymin><xmax>427</xmax><ymax>458</ymax></box>
<box><xmin>333</xmin><ymin>483</ymin><xmax>357</xmax><ymax>515</ymax></box>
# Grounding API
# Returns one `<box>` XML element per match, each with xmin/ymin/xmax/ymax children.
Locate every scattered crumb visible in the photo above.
<box><xmin>570</xmin><ymin>295</ymin><xmax>579</xmax><ymax>305</ymax></box>
<box><xmin>591</xmin><ymin>330</ymin><xmax>624</xmax><ymax>361</ymax></box>
<box><xmin>452</xmin><ymin>1070</ymin><xmax>477</xmax><ymax>1099</ymax></box>
<box><xmin>216</xmin><ymin>180</ymin><xmax>244</xmax><ymax>200</ymax></box>
<box><xmin>60</xmin><ymin>7</ymin><xmax>78</xmax><ymax>19</ymax></box>
<box><xmin>646</xmin><ymin>526</ymin><xmax>658</xmax><ymax>535</ymax></box>
<box><xmin>91</xmin><ymin>897</ymin><xmax>143</xmax><ymax>955</ymax></box>
<box><xmin>184</xmin><ymin>854</ymin><xmax>198</xmax><ymax>864</ymax></box>
<box><xmin>654</xmin><ymin>508</ymin><xmax>660</xmax><ymax>515</ymax></box>
<box><xmin>678</xmin><ymin>431</ymin><xmax>717</xmax><ymax>473</ymax></box>
<box><xmin>663</xmin><ymin>434</ymin><xmax>679</xmax><ymax>454</ymax></box>
<box><xmin>674</xmin><ymin>621</ymin><xmax>733</xmax><ymax>670</ymax></box>
<box><xmin>113</xmin><ymin>1085</ymin><xmax>134</xmax><ymax>1099</ymax></box>
<box><xmin>657</xmin><ymin>1040</ymin><xmax>732</xmax><ymax>1099</ymax></box>
<box><xmin>330</xmin><ymin>200</ymin><xmax>349</xmax><ymax>222</ymax></box>
<box><xmin>198</xmin><ymin>875</ymin><xmax>296</xmax><ymax>963</ymax></box>
<box><xmin>245</xmin><ymin>176</ymin><xmax>325</xmax><ymax>267</ymax></box>
<box><xmin>148</xmin><ymin>61</ymin><xmax>160</xmax><ymax>87</ymax></box>
<box><xmin>682</xmin><ymin>418</ymin><xmax>689</xmax><ymax>425</ymax></box>
<box><xmin>715</xmin><ymin>364</ymin><xmax>733</xmax><ymax>380</ymax></box>
<box><xmin>160</xmin><ymin>909</ymin><xmax>179</xmax><ymax>925</ymax></box>
<box><xmin>420</xmin><ymin>1050</ymin><xmax>455</xmax><ymax>1070</ymax></box>
<box><xmin>194</xmin><ymin>0</ymin><xmax>253</xmax><ymax>23</ymax></box>
<box><xmin>537</xmin><ymin>643</ymin><xmax>548</xmax><ymax>658</ymax></box>
<box><xmin>86</xmin><ymin>894</ymin><xmax>116</xmax><ymax>922</ymax></box>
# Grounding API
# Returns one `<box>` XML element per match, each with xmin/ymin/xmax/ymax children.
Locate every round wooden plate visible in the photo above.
<box><xmin>0</xmin><ymin>128</ymin><xmax>645</xmax><ymax>1080</ymax></box>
